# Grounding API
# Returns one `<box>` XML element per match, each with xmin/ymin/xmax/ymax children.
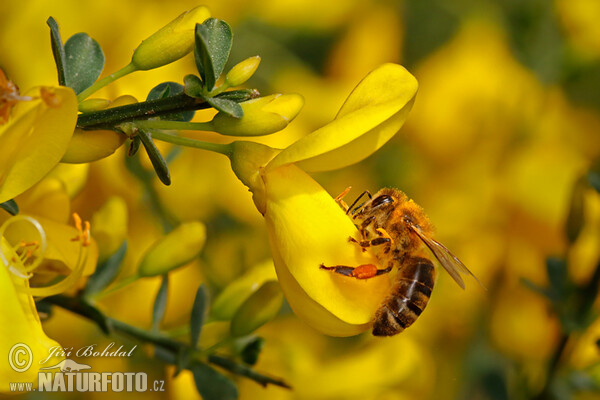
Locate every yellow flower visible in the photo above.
<box><xmin>0</xmin><ymin>213</ymin><xmax>92</xmax><ymax>391</ymax></box>
<box><xmin>0</xmin><ymin>235</ymin><xmax>64</xmax><ymax>391</ymax></box>
<box><xmin>0</xmin><ymin>86</ymin><xmax>77</xmax><ymax>204</ymax></box>
<box><xmin>229</xmin><ymin>64</ymin><xmax>418</xmax><ymax>336</ymax></box>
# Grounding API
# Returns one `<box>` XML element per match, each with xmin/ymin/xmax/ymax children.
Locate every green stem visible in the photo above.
<box><xmin>133</xmin><ymin>120</ymin><xmax>213</xmax><ymax>131</ymax></box>
<box><xmin>77</xmin><ymin>63</ymin><xmax>138</xmax><ymax>102</ymax></box>
<box><xmin>149</xmin><ymin>130</ymin><xmax>233</xmax><ymax>156</ymax></box>
<box><xmin>77</xmin><ymin>89</ymin><xmax>257</xmax><ymax>131</ymax></box>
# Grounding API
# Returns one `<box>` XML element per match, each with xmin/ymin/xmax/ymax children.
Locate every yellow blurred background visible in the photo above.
<box><xmin>1</xmin><ymin>0</ymin><xmax>599</xmax><ymax>399</ymax></box>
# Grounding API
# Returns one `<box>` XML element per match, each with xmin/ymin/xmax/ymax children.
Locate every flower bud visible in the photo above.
<box><xmin>225</xmin><ymin>56</ymin><xmax>261</xmax><ymax>87</ymax></box>
<box><xmin>60</xmin><ymin>129</ymin><xmax>126</xmax><ymax>164</ymax></box>
<box><xmin>131</xmin><ymin>6</ymin><xmax>210</xmax><ymax>71</ymax></box>
<box><xmin>210</xmin><ymin>93</ymin><xmax>304</xmax><ymax>136</ymax></box>
<box><xmin>109</xmin><ymin>95</ymin><xmax>138</xmax><ymax>108</ymax></box>
<box><xmin>78</xmin><ymin>98</ymin><xmax>110</xmax><ymax>113</ymax></box>
<box><xmin>138</xmin><ymin>221</ymin><xmax>206</xmax><ymax>277</ymax></box>
<box><xmin>211</xmin><ymin>260</ymin><xmax>277</xmax><ymax>320</ymax></box>
<box><xmin>91</xmin><ymin>196</ymin><xmax>128</xmax><ymax>263</ymax></box>
<box><xmin>230</xmin><ymin>280</ymin><xmax>283</xmax><ymax>337</ymax></box>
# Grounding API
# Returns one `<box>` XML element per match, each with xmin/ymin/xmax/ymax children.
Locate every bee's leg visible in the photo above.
<box><xmin>348</xmin><ymin>228</ymin><xmax>393</xmax><ymax>253</ymax></box>
<box><xmin>335</xmin><ymin>187</ymin><xmax>352</xmax><ymax>213</ymax></box>
<box><xmin>320</xmin><ymin>263</ymin><xmax>392</xmax><ymax>279</ymax></box>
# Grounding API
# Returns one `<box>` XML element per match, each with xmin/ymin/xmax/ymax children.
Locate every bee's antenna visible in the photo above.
<box><xmin>346</xmin><ymin>190</ymin><xmax>372</xmax><ymax>215</ymax></box>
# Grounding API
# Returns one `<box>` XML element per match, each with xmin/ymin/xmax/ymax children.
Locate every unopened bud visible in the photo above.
<box><xmin>230</xmin><ymin>281</ymin><xmax>283</xmax><ymax>337</ymax></box>
<box><xmin>91</xmin><ymin>196</ymin><xmax>128</xmax><ymax>263</ymax></box>
<box><xmin>210</xmin><ymin>93</ymin><xmax>304</xmax><ymax>136</ymax></box>
<box><xmin>225</xmin><ymin>56</ymin><xmax>261</xmax><ymax>87</ymax></box>
<box><xmin>138</xmin><ymin>221</ymin><xmax>206</xmax><ymax>277</ymax></box>
<box><xmin>131</xmin><ymin>6</ymin><xmax>210</xmax><ymax>71</ymax></box>
<box><xmin>78</xmin><ymin>98</ymin><xmax>110</xmax><ymax>113</ymax></box>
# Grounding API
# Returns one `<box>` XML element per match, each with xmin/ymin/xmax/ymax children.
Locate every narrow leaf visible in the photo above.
<box><xmin>521</xmin><ymin>278</ymin><xmax>553</xmax><ymax>300</ymax></box>
<box><xmin>64</xmin><ymin>33</ymin><xmax>105</xmax><ymax>94</ymax></box>
<box><xmin>152</xmin><ymin>275</ymin><xmax>169</xmax><ymax>331</ymax></box>
<box><xmin>205</xmin><ymin>97</ymin><xmax>243</xmax><ymax>118</ymax></box>
<box><xmin>0</xmin><ymin>199</ymin><xmax>19</xmax><ymax>215</ymax></box>
<box><xmin>137</xmin><ymin>130</ymin><xmax>171</xmax><ymax>185</ymax></box>
<box><xmin>194</xmin><ymin>19</ymin><xmax>233</xmax><ymax>90</ymax></box>
<box><xmin>192</xmin><ymin>363</ymin><xmax>238</xmax><ymax>400</ymax></box>
<box><xmin>46</xmin><ymin>17</ymin><xmax>67</xmax><ymax>86</ymax></box>
<box><xmin>240</xmin><ymin>337</ymin><xmax>265</xmax><ymax>366</ymax></box>
<box><xmin>190</xmin><ymin>284</ymin><xmax>207</xmax><ymax>349</ymax></box>
<box><xmin>83</xmin><ymin>241</ymin><xmax>127</xmax><ymax>297</ymax></box>
<box><xmin>546</xmin><ymin>257</ymin><xmax>568</xmax><ymax>296</ymax></box>
<box><xmin>588</xmin><ymin>169</ymin><xmax>600</xmax><ymax>193</ymax></box>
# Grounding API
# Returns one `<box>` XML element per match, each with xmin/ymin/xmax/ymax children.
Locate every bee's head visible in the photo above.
<box><xmin>351</xmin><ymin>189</ymin><xmax>398</xmax><ymax>220</ymax></box>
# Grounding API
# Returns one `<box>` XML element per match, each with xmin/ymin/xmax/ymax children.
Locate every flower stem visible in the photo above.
<box><xmin>149</xmin><ymin>130</ymin><xmax>233</xmax><ymax>157</ymax></box>
<box><xmin>133</xmin><ymin>120</ymin><xmax>213</xmax><ymax>131</ymax></box>
<box><xmin>77</xmin><ymin>63</ymin><xmax>138</xmax><ymax>102</ymax></box>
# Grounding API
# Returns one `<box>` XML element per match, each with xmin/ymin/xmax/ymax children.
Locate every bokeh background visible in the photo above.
<box><xmin>1</xmin><ymin>0</ymin><xmax>599</xmax><ymax>399</ymax></box>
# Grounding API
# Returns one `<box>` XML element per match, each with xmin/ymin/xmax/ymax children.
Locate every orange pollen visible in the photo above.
<box><xmin>352</xmin><ymin>264</ymin><xmax>378</xmax><ymax>279</ymax></box>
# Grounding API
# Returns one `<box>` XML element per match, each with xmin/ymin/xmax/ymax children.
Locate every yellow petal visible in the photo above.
<box><xmin>229</xmin><ymin>280</ymin><xmax>283</xmax><ymax>337</ymax></box>
<box><xmin>266</xmin><ymin>63</ymin><xmax>417</xmax><ymax>172</ymax></box>
<box><xmin>0</xmin><ymin>238</ymin><xmax>64</xmax><ymax>390</ymax></box>
<box><xmin>263</xmin><ymin>164</ymin><xmax>391</xmax><ymax>335</ymax></box>
<box><xmin>0</xmin><ymin>86</ymin><xmax>77</xmax><ymax>203</ymax></box>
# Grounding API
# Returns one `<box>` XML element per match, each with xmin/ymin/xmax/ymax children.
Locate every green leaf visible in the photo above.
<box><xmin>588</xmin><ymin>162</ymin><xmax>600</xmax><ymax>193</ymax></box>
<box><xmin>566</xmin><ymin>177</ymin><xmax>586</xmax><ymax>243</ymax></box>
<box><xmin>194</xmin><ymin>19</ymin><xmax>233</xmax><ymax>91</ymax></box>
<box><xmin>183</xmin><ymin>74</ymin><xmax>204</xmax><ymax>97</ymax></box>
<box><xmin>190</xmin><ymin>284</ymin><xmax>207</xmax><ymax>349</ymax></box>
<box><xmin>137</xmin><ymin>130</ymin><xmax>171</xmax><ymax>185</ymax></box>
<box><xmin>0</xmin><ymin>199</ymin><xmax>19</xmax><ymax>215</ymax></box>
<box><xmin>152</xmin><ymin>275</ymin><xmax>169</xmax><ymax>331</ymax></box>
<box><xmin>205</xmin><ymin>97</ymin><xmax>243</xmax><ymax>118</ymax></box>
<box><xmin>546</xmin><ymin>257</ymin><xmax>568</xmax><ymax>296</ymax></box>
<box><xmin>64</xmin><ymin>33</ymin><xmax>105</xmax><ymax>94</ymax></box>
<box><xmin>127</xmin><ymin>136</ymin><xmax>142</xmax><ymax>157</ymax></box>
<box><xmin>46</xmin><ymin>17</ymin><xmax>67</xmax><ymax>86</ymax></box>
<box><xmin>240</xmin><ymin>337</ymin><xmax>264</xmax><ymax>366</ymax></box>
<box><xmin>521</xmin><ymin>278</ymin><xmax>553</xmax><ymax>300</ymax></box>
<box><xmin>192</xmin><ymin>363</ymin><xmax>238</xmax><ymax>400</ymax></box>
<box><xmin>147</xmin><ymin>82</ymin><xmax>195</xmax><ymax>122</ymax></box>
<box><xmin>83</xmin><ymin>241</ymin><xmax>127</xmax><ymax>297</ymax></box>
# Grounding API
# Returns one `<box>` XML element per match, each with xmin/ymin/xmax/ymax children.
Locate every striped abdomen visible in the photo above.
<box><xmin>372</xmin><ymin>257</ymin><xmax>436</xmax><ymax>336</ymax></box>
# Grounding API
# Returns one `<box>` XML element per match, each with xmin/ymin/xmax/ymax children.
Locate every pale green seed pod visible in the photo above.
<box><xmin>225</xmin><ymin>56</ymin><xmax>261</xmax><ymax>87</ymax></box>
<box><xmin>131</xmin><ymin>6</ymin><xmax>210</xmax><ymax>71</ymax></box>
<box><xmin>138</xmin><ymin>221</ymin><xmax>206</xmax><ymax>277</ymax></box>
<box><xmin>230</xmin><ymin>280</ymin><xmax>283</xmax><ymax>337</ymax></box>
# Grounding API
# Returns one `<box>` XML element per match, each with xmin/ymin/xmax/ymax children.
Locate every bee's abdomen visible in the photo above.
<box><xmin>372</xmin><ymin>257</ymin><xmax>435</xmax><ymax>336</ymax></box>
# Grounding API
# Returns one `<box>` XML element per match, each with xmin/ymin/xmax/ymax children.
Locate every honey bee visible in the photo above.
<box><xmin>320</xmin><ymin>188</ymin><xmax>481</xmax><ymax>336</ymax></box>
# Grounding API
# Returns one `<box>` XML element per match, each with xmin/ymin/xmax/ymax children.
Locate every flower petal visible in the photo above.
<box><xmin>0</xmin><ymin>86</ymin><xmax>78</xmax><ymax>203</ymax></box>
<box><xmin>263</xmin><ymin>164</ymin><xmax>392</xmax><ymax>334</ymax></box>
<box><xmin>0</xmin><ymin>238</ymin><xmax>64</xmax><ymax>389</ymax></box>
<box><xmin>265</xmin><ymin>63</ymin><xmax>417</xmax><ymax>172</ymax></box>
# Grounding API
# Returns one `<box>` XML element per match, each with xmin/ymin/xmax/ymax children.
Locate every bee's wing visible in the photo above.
<box><xmin>410</xmin><ymin>225</ymin><xmax>484</xmax><ymax>290</ymax></box>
